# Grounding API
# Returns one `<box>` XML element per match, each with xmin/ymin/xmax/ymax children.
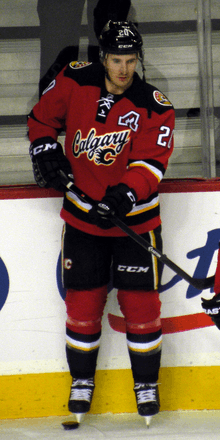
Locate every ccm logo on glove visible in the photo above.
<box><xmin>29</xmin><ymin>136</ymin><xmax>72</xmax><ymax>191</ymax></box>
<box><xmin>30</xmin><ymin>142</ymin><xmax>58</xmax><ymax>156</ymax></box>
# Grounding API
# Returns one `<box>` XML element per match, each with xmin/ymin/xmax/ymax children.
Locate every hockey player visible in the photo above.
<box><xmin>28</xmin><ymin>21</ymin><xmax>175</xmax><ymax>425</ymax></box>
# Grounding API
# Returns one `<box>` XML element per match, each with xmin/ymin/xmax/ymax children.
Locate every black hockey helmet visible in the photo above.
<box><xmin>98</xmin><ymin>21</ymin><xmax>143</xmax><ymax>56</ymax></box>
<box><xmin>99</xmin><ymin>21</ymin><xmax>145</xmax><ymax>81</ymax></box>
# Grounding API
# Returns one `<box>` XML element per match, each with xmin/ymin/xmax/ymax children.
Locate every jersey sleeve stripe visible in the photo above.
<box><xmin>128</xmin><ymin>160</ymin><xmax>164</xmax><ymax>182</ymax></box>
<box><xmin>66</xmin><ymin>191</ymin><xmax>92</xmax><ymax>212</ymax></box>
<box><xmin>127</xmin><ymin>195</ymin><xmax>159</xmax><ymax>216</ymax></box>
<box><xmin>62</xmin><ymin>192</ymin><xmax>160</xmax><ymax>229</ymax></box>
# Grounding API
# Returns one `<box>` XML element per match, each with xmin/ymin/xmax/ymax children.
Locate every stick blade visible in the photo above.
<box><xmin>191</xmin><ymin>275</ymin><xmax>215</xmax><ymax>290</ymax></box>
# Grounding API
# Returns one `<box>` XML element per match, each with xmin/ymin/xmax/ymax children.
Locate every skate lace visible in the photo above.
<box><xmin>70</xmin><ymin>379</ymin><xmax>94</xmax><ymax>402</ymax></box>
<box><xmin>135</xmin><ymin>384</ymin><xmax>157</xmax><ymax>405</ymax></box>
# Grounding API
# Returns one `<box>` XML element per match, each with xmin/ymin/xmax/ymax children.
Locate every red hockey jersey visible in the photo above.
<box><xmin>28</xmin><ymin>61</ymin><xmax>175</xmax><ymax>236</ymax></box>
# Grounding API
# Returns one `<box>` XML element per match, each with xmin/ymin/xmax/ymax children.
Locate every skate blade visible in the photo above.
<box><xmin>145</xmin><ymin>416</ymin><xmax>152</xmax><ymax>428</ymax></box>
<box><xmin>75</xmin><ymin>413</ymin><xmax>85</xmax><ymax>423</ymax></box>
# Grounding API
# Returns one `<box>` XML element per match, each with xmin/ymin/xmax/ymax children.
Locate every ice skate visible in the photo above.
<box><xmin>68</xmin><ymin>378</ymin><xmax>95</xmax><ymax>422</ymax></box>
<box><xmin>134</xmin><ymin>382</ymin><xmax>160</xmax><ymax>427</ymax></box>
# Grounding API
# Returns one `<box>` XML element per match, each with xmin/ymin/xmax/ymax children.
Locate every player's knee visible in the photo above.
<box><xmin>117</xmin><ymin>289</ymin><xmax>161</xmax><ymax>324</ymax></box>
<box><xmin>65</xmin><ymin>286</ymin><xmax>108</xmax><ymax>323</ymax></box>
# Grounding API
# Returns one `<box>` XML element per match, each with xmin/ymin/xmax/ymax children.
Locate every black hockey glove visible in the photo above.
<box><xmin>201</xmin><ymin>292</ymin><xmax>220</xmax><ymax>330</ymax></box>
<box><xmin>29</xmin><ymin>136</ymin><xmax>72</xmax><ymax>191</ymax></box>
<box><xmin>89</xmin><ymin>183</ymin><xmax>137</xmax><ymax>229</ymax></box>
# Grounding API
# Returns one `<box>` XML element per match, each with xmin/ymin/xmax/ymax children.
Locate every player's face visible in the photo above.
<box><xmin>103</xmin><ymin>53</ymin><xmax>138</xmax><ymax>94</ymax></box>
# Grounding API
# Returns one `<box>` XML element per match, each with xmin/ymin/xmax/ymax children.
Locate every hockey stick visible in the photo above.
<box><xmin>59</xmin><ymin>170</ymin><xmax>215</xmax><ymax>290</ymax></box>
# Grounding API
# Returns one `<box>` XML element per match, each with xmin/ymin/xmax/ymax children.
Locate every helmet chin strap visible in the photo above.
<box><xmin>140</xmin><ymin>57</ymin><xmax>146</xmax><ymax>82</ymax></box>
<box><xmin>104</xmin><ymin>66</ymin><xmax>111</xmax><ymax>83</ymax></box>
<box><xmin>138</xmin><ymin>48</ymin><xmax>146</xmax><ymax>82</ymax></box>
<box><xmin>102</xmin><ymin>53</ymin><xmax>113</xmax><ymax>85</ymax></box>
<box><xmin>104</xmin><ymin>68</ymin><xmax>119</xmax><ymax>94</ymax></box>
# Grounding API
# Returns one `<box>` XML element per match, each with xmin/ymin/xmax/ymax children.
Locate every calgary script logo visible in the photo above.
<box><xmin>72</xmin><ymin>128</ymin><xmax>130</xmax><ymax>165</ymax></box>
<box><xmin>56</xmin><ymin>228</ymin><xmax>220</xmax><ymax>334</ymax></box>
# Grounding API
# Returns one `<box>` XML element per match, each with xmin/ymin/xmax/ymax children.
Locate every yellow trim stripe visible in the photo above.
<box><xmin>127</xmin><ymin>196</ymin><xmax>159</xmax><ymax>216</ymax></box>
<box><xmin>66</xmin><ymin>191</ymin><xmax>92</xmax><ymax>212</ymax></box>
<box><xmin>1</xmin><ymin>367</ymin><xmax>220</xmax><ymax>419</ymax></box>
<box><xmin>128</xmin><ymin>161</ymin><xmax>163</xmax><ymax>182</ymax></box>
<box><xmin>61</xmin><ymin>224</ymin><xmax>66</xmax><ymax>286</ymax></box>
<box><xmin>66</xmin><ymin>190</ymin><xmax>159</xmax><ymax>217</ymax></box>
<box><xmin>149</xmin><ymin>229</ymin><xmax>159</xmax><ymax>289</ymax></box>
<box><xmin>66</xmin><ymin>342</ymin><xmax>100</xmax><ymax>352</ymax></box>
<box><xmin>66</xmin><ymin>335</ymin><xmax>100</xmax><ymax>352</ymax></box>
<box><xmin>127</xmin><ymin>335</ymin><xmax>162</xmax><ymax>353</ymax></box>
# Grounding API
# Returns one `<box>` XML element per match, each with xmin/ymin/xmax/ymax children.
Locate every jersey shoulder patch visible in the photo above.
<box><xmin>153</xmin><ymin>90</ymin><xmax>172</xmax><ymax>107</ymax></box>
<box><xmin>144</xmin><ymin>82</ymin><xmax>174</xmax><ymax>115</ymax></box>
<box><xmin>69</xmin><ymin>61</ymin><xmax>92</xmax><ymax>69</ymax></box>
<box><xmin>64</xmin><ymin>61</ymin><xmax>104</xmax><ymax>87</ymax></box>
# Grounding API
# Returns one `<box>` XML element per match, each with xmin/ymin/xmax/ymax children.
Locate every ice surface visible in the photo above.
<box><xmin>1</xmin><ymin>411</ymin><xmax>220</xmax><ymax>440</ymax></box>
